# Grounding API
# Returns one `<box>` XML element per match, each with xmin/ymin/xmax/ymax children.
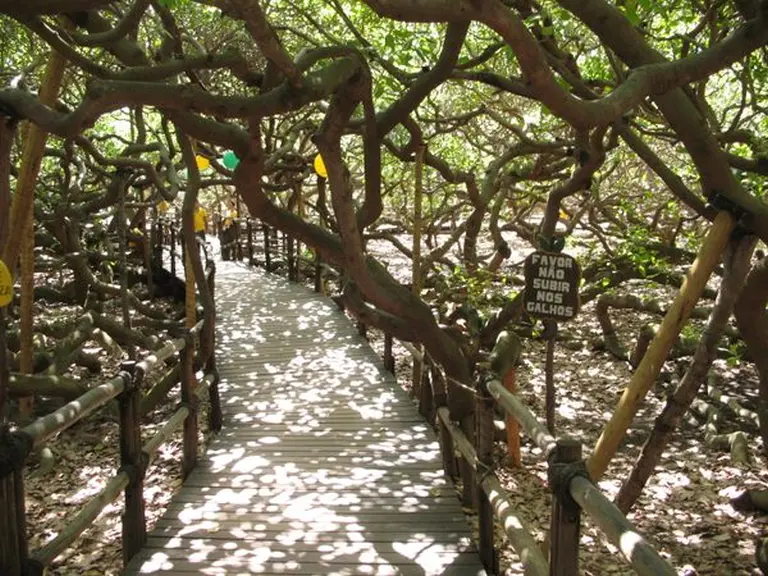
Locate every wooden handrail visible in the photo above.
<box><xmin>400</xmin><ymin>340</ymin><xmax>425</xmax><ymax>364</ymax></box>
<box><xmin>135</xmin><ymin>337</ymin><xmax>185</xmax><ymax>375</ymax></box>
<box><xmin>142</xmin><ymin>372</ymin><xmax>215</xmax><ymax>468</ymax></box>
<box><xmin>347</xmin><ymin>315</ymin><xmax>677</xmax><ymax>576</ymax></box>
<box><xmin>20</xmin><ymin>375</ymin><xmax>126</xmax><ymax>449</ymax></box>
<box><xmin>0</xmin><ymin>236</ymin><xmax>221</xmax><ymax>575</ymax></box>
<box><xmin>436</xmin><ymin>408</ymin><xmax>549</xmax><ymax>575</ymax></box>
<box><xmin>482</xmin><ymin>475</ymin><xmax>549</xmax><ymax>576</ymax></box>
<box><xmin>30</xmin><ymin>471</ymin><xmax>130</xmax><ymax>567</ymax></box>
<box><xmin>189</xmin><ymin>318</ymin><xmax>205</xmax><ymax>336</ymax></box>
<box><xmin>142</xmin><ymin>406</ymin><xmax>189</xmax><ymax>468</ymax></box>
<box><xmin>437</xmin><ymin>407</ymin><xmax>475</xmax><ymax>464</ymax></box>
<box><xmin>486</xmin><ymin>379</ymin><xmax>556</xmax><ymax>454</ymax></box>
<box><xmin>569</xmin><ymin>477</ymin><xmax>675</xmax><ymax>576</ymax></box>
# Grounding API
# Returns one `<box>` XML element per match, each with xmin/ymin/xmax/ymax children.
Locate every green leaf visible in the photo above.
<box><xmin>622</xmin><ymin>0</ymin><xmax>641</xmax><ymax>26</ymax></box>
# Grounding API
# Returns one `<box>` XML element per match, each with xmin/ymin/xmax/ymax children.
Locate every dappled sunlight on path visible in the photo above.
<box><xmin>125</xmin><ymin>260</ymin><xmax>485</xmax><ymax>575</ymax></box>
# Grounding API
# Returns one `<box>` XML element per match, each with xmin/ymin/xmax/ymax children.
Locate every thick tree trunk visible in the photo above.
<box><xmin>616</xmin><ymin>235</ymin><xmax>756</xmax><ymax>512</ymax></box>
<box><xmin>734</xmin><ymin>255</ymin><xmax>768</xmax><ymax>455</ymax></box>
<box><xmin>463</xmin><ymin>207</ymin><xmax>483</xmax><ymax>271</ymax></box>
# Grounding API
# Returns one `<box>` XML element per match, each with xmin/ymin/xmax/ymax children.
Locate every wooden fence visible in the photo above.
<box><xmin>232</xmin><ymin>215</ymin><xmax>677</xmax><ymax>576</ymax></box>
<box><xmin>0</xmin><ymin>229</ymin><xmax>221</xmax><ymax>576</ymax></box>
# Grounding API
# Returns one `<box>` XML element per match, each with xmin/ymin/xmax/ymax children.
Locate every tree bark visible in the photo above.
<box><xmin>734</xmin><ymin>255</ymin><xmax>768</xmax><ymax>455</ymax></box>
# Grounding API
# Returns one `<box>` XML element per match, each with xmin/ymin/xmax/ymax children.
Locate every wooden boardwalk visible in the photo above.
<box><xmin>126</xmin><ymin>260</ymin><xmax>486</xmax><ymax>575</ymax></box>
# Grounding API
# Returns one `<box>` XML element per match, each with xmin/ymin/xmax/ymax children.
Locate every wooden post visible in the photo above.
<box><xmin>205</xmin><ymin>267</ymin><xmax>222</xmax><ymax>432</ymax></box>
<box><xmin>143</xmin><ymin>217</ymin><xmax>153</xmax><ymax>297</ymax></box>
<box><xmin>503</xmin><ymin>368</ymin><xmax>521</xmax><ymax>467</ymax></box>
<box><xmin>357</xmin><ymin>320</ymin><xmax>367</xmax><ymax>340</ymax></box>
<box><xmin>295</xmin><ymin>235</ymin><xmax>301</xmax><ymax>283</ymax></box>
<box><xmin>296</xmin><ymin>187</ymin><xmax>303</xmax><ymax>284</ymax></box>
<box><xmin>476</xmin><ymin>382</ymin><xmax>498</xmax><ymax>574</ymax></box>
<box><xmin>13</xmin><ymin>468</ymin><xmax>30</xmax><ymax>573</ymax></box>
<box><xmin>549</xmin><ymin>438</ymin><xmax>582</xmax><ymax>576</ymax></box>
<box><xmin>180</xmin><ymin>333</ymin><xmax>198</xmax><ymax>477</ymax></box>
<box><xmin>459</xmin><ymin>416</ymin><xmax>477</xmax><ymax>509</ymax></box>
<box><xmin>247</xmin><ymin>219</ymin><xmax>254</xmax><ymax>265</ymax></box>
<box><xmin>117</xmin><ymin>361</ymin><xmax>147</xmax><ymax>567</ymax></box>
<box><xmin>263</xmin><ymin>224</ymin><xmax>271</xmax><ymax>271</ymax></box>
<box><xmin>152</xmin><ymin>213</ymin><xmax>162</xmax><ymax>267</ymax></box>
<box><xmin>314</xmin><ymin>253</ymin><xmax>322</xmax><ymax>293</ymax></box>
<box><xmin>235</xmin><ymin>219</ymin><xmax>242</xmax><ymax>261</ymax></box>
<box><xmin>0</xmin><ymin>427</ymin><xmax>31</xmax><ymax>576</ymax></box>
<box><xmin>180</xmin><ymin>223</ymin><xmax>186</xmax><ymax>273</ymax></box>
<box><xmin>169</xmin><ymin>225</ymin><xmax>176</xmax><ymax>276</ymax></box>
<box><xmin>206</xmin><ymin>357</ymin><xmax>222</xmax><ymax>433</ymax></box>
<box><xmin>588</xmin><ymin>210</ymin><xmax>735</xmax><ymax>480</ymax></box>
<box><xmin>545</xmin><ymin>320</ymin><xmax>557</xmax><ymax>435</ymax></box>
<box><xmin>287</xmin><ymin>233</ymin><xmax>296</xmax><ymax>281</ymax></box>
<box><xmin>383</xmin><ymin>333</ymin><xmax>395</xmax><ymax>374</ymax></box>
<box><xmin>436</xmin><ymin>407</ymin><xmax>458</xmax><ymax>478</ymax></box>
<box><xmin>419</xmin><ymin>368</ymin><xmax>434</xmax><ymax>422</ymax></box>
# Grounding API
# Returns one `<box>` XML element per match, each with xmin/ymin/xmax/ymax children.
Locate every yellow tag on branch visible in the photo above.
<box><xmin>313</xmin><ymin>154</ymin><xmax>327</xmax><ymax>178</ymax></box>
<box><xmin>0</xmin><ymin>260</ymin><xmax>13</xmax><ymax>307</ymax></box>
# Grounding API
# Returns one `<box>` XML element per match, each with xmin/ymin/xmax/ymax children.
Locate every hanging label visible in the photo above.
<box><xmin>0</xmin><ymin>260</ymin><xmax>13</xmax><ymax>307</ymax></box>
<box><xmin>523</xmin><ymin>251</ymin><xmax>580</xmax><ymax>321</ymax></box>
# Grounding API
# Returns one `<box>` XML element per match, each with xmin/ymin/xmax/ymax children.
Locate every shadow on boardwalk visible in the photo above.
<box><xmin>125</xmin><ymin>261</ymin><xmax>486</xmax><ymax>575</ymax></box>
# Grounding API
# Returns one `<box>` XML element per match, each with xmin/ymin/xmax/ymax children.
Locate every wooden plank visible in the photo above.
<box><xmin>167</xmin><ymin>485</ymin><xmax>457</xmax><ymax>501</ymax></box>
<box><xmin>126</xmin><ymin>553</ymin><xmax>487</xmax><ymax>575</ymax></box>
<box><xmin>144</xmin><ymin>531</ymin><xmax>472</xmax><ymax>545</ymax></box>
<box><xmin>197</xmin><ymin>454</ymin><xmax>443</xmax><ymax>466</ymax></box>
<box><xmin>136</xmin><ymin>541</ymin><xmax>478</xmax><ymax>560</ymax></box>
<box><xmin>126</xmin><ymin>259</ymin><xmax>484</xmax><ymax>576</ymax></box>
<box><xmin>183</xmin><ymin>467</ymin><xmax>451</xmax><ymax>482</ymax></box>
<box><xmin>151</xmin><ymin>510</ymin><xmax>468</xmax><ymax>525</ymax></box>
<box><xmin>200</xmin><ymin>447</ymin><xmax>442</xmax><ymax>457</ymax></box>
<box><xmin>203</xmin><ymin>437</ymin><xmax>439</xmax><ymax>448</ymax></box>
<box><xmin>127</xmin><ymin>546</ymin><xmax>485</xmax><ymax>565</ymax></box>
<box><xmin>161</xmin><ymin>497</ymin><xmax>460</xmax><ymax>513</ymax></box>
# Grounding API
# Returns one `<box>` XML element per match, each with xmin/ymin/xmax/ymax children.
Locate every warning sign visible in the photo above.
<box><xmin>523</xmin><ymin>251</ymin><xmax>580</xmax><ymax>321</ymax></box>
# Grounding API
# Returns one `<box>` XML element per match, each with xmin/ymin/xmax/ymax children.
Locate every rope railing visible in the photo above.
<box><xmin>0</xmin><ymin>223</ymin><xmax>221</xmax><ymax>576</ymax></box>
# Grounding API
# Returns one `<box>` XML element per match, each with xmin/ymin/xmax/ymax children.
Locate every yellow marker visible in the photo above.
<box><xmin>196</xmin><ymin>155</ymin><xmax>210</xmax><ymax>170</ymax></box>
<box><xmin>313</xmin><ymin>154</ymin><xmax>327</xmax><ymax>178</ymax></box>
<box><xmin>0</xmin><ymin>260</ymin><xmax>13</xmax><ymax>307</ymax></box>
<box><xmin>157</xmin><ymin>200</ymin><xmax>170</xmax><ymax>213</ymax></box>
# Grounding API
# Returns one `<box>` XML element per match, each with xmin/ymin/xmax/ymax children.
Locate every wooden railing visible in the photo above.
<box><xmin>215</xmin><ymin>216</ymin><xmax>324</xmax><ymax>290</ymax></box>
<box><xmin>232</xmin><ymin>217</ymin><xmax>677</xmax><ymax>576</ymax></box>
<box><xmin>0</xmin><ymin>234</ymin><xmax>221</xmax><ymax>576</ymax></box>
<box><xmin>383</xmin><ymin>345</ymin><xmax>677</xmax><ymax>574</ymax></box>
